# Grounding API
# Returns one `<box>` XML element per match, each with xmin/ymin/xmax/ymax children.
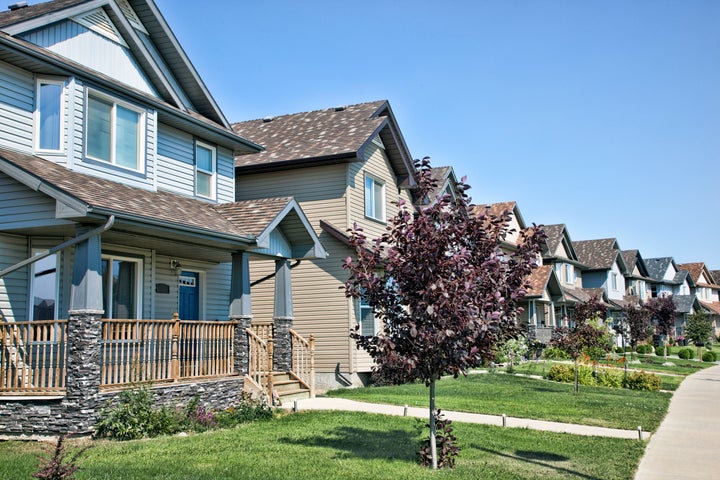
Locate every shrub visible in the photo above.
<box><xmin>417</xmin><ymin>410</ymin><xmax>459</xmax><ymax>469</ymax></box>
<box><xmin>33</xmin><ymin>434</ymin><xmax>90</xmax><ymax>480</ymax></box>
<box><xmin>635</xmin><ymin>344</ymin><xmax>653</xmax><ymax>354</ymax></box>
<box><xmin>542</xmin><ymin>346</ymin><xmax>570</xmax><ymax>360</ymax></box>
<box><xmin>546</xmin><ymin>364</ymin><xmax>574</xmax><ymax>383</ymax></box>
<box><xmin>655</xmin><ymin>346</ymin><xmax>668</xmax><ymax>356</ymax></box>
<box><xmin>702</xmin><ymin>351</ymin><xmax>717</xmax><ymax>362</ymax></box>
<box><xmin>624</xmin><ymin>371</ymin><xmax>662</xmax><ymax>391</ymax></box>
<box><xmin>677</xmin><ymin>347</ymin><xmax>695</xmax><ymax>360</ymax></box>
<box><xmin>596</xmin><ymin>368</ymin><xmax>624</xmax><ymax>388</ymax></box>
<box><xmin>576</xmin><ymin>365</ymin><xmax>596</xmax><ymax>386</ymax></box>
<box><xmin>94</xmin><ymin>386</ymin><xmax>180</xmax><ymax>440</ymax></box>
<box><xmin>215</xmin><ymin>394</ymin><xmax>274</xmax><ymax>427</ymax></box>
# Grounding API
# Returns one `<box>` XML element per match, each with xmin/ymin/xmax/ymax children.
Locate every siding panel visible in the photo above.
<box><xmin>0</xmin><ymin>60</ymin><xmax>33</xmax><ymax>152</ymax></box>
<box><xmin>0</xmin><ymin>233</ymin><xmax>29</xmax><ymax>322</ymax></box>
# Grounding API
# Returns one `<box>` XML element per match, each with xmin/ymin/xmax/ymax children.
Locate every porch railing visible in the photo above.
<box><xmin>101</xmin><ymin>316</ymin><xmax>236</xmax><ymax>388</ymax></box>
<box><xmin>245</xmin><ymin>327</ymin><xmax>273</xmax><ymax>398</ymax></box>
<box><xmin>289</xmin><ymin>329</ymin><xmax>315</xmax><ymax>398</ymax></box>
<box><xmin>0</xmin><ymin>319</ymin><xmax>67</xmax><ymax>394</ymax></box>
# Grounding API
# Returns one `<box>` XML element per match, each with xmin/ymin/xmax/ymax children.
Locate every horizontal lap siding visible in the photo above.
<box><xmin>0</xmin><ymin>233</ymin><xmax>28</xmax><ymax>322</ymax></box>
<box><xmin>0</xmin><ymin>173</ymin><xmax>64</xmax><ymax>231</ymax></box>
<box><xmin>157</xmin><ymin>124</ymin><xmax>194</xmax><ymax>196</ymax></box>
<box><xmin>0</xmin><ymin>60</ymin><xmax>33</xmax><ymax>152</ymax></box>
<box><xmin>216</xmin><ymin>148</ymin><xmax>234</xmax><ymax>204</ymax></box>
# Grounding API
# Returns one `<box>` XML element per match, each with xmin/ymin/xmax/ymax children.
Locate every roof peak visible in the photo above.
<box><xmin>232</xmin><ymin>100</ymin><xmax>388</xmax><ymax>126</ymax></box>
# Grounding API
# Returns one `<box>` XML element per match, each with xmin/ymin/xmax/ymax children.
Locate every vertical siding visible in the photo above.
<box><xmin>0</xmin><ymin>233</ymin><xmax>29</xmax><ymax>322</ymax></box>
<box><xmin>0</xmin><ymin>60</ymin><xmax>33</xmax><ymax>153</ymax></box>
<box><xmin>0</xmin><ymin>172</ymin><xmax>70</xmax><ymax>230</ymax></box>
<box><xmin>22</xmin><ymin>21</ymin><xmax>156</xmax><ymax>95</ymax></box>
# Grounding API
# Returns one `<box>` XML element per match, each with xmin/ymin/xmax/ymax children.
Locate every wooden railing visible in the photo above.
<box><xmin>101</xmin><ymin>316</ymin><xmax>236</xmax><ymax>388</ymax></box>
<box><xmin>290</xmin><ymin>329</ymin><xmax>315</xmax><ymax>398</ymax></box>
<box><xmin>251</xmin><ymin>321</ymin><xmax>273</xmax><ymax>343</ymax></box>
<box><xmin>246</xmin><ymin>327</ymin><xmax>273</xmax><ymax>398</ymax></box>
<box><xmin>0</xmin><ymin>319</ymin><xmax>67</xmax><ymax>394</ymax></box>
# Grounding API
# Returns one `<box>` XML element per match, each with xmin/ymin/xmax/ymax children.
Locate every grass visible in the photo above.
<box><xmin>0</xmin><ymin>410</ymin><xmax>646</xmax><ymax>480</ymax></box>
<box><xmin>327</xmin><ymin>373</ymin><xmax>670</xmax><ymax>431</ymax></box>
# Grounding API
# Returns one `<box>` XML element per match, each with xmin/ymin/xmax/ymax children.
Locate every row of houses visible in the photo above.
<box><xmin>0</xmin><ymin>0</ymin><xmax>713</xmax><ymax>434</ymax></box>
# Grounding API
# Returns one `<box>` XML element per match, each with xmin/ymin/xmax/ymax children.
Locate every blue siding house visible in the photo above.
<box><xmin>0</xmin><ymin>0</ymin><xmax>324</xmax><ymax>435</ymax></box>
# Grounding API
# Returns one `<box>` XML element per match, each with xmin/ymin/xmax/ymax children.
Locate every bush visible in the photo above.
<box><xmin>576</xmin><ymin>365</ymin><xmax>596</xmax><ymax>386</ymax></box>
<box><xmin>655</xmin><ymin>346</ymin><xmax>668</xmax><ymax>356</ymax></box>
<box><xmin>95</xmin><ymin>386</ymin><xmax>180</xmax><ymax>440</ymax></box>
<box><xmin>546</xmin><ymin>364</ymin><xmax>574</xmax><ymax>383</ymax></box>
<box><xmin>542</xmin><ymin>346</ymin><xmax>570</xmax><ymax>360</ymax></box>
<box><xmin>624</xmin><ymin>371</ymin><xmax>662</xmax><ymax>391</ymax></box>
<box><xmin>417</xmin><ymin>410</ymin><xmax>459</xmax><ymax>469</ymax></box>
<box><xmin>702</xmin><ymin>351</ymin><xmax>717</xmax><ymax>362</ymax></box>
<box><xmin>677</xmin><ymin>347</ymin><xmax>695</xmax><ymax>360</ymax></box>
<box><xmin>596</xmin><ymin>368</ymin><xmax>624</xmax><ymax>388</ymax></box>
<box><xmin>635</xmin><ymin>344</ymin><xmax>653</xmax><ymax>354</ymax></box>
<box><xmin>215</xmin><ymin>394</ymin><xmax>274</xmax><ymax>427</ymax></box>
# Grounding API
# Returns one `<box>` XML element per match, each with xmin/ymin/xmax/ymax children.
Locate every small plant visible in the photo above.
<box><xmin>542</xmin><ymin>346</ymin><xmax>570</xmax><ymax>360</ymax></box>
<box><xmin>215</xmin><ymin>393</ymin><xmax>274</xmax><ymax>427</ymax></box>
<box><xmin>624</xmin><ymin>371</ymin><xmax>662</xmax><ymax>391</ymax></box>
<box><xmin>635</xmin><ymin>344</ymin><xmax>653</xmax><ymax>354</ymax></box>
<box><xmin>677</xmin><ymin>347</ymin><xmax>695</xmax><ymax>360</ymax></box>
<box><xmin>417</xmin><ymin>410</ymin><xmax>459</xmax><ymax>469</ymax></box>
<box><xmin>596</xmin><ymin>368</ymin><xmax>623</xmax><ymax>388</ymax></box>
<box><xmin>94</xmin><ymin>386</ymin><xmax>179</xmax><ymax>440</ymax></box>
<box><xmin>546</xmin><ymin>364</ymin><xmax>574</xmax><ymax>383</ymax></box>
<box><xmin>33</xmin><ymin>435</ymin><xmax>90</xmax><ymax>480</ymax></box>
<box><xmin>702</xmin><ymin>351</ymin><xmax>717</xmax><ymax>362</ymax></box>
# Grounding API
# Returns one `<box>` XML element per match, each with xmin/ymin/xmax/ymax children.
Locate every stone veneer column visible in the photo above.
<box><xmin>230</xmin><ymin>252</ymin><xmax>253</xmax><ymax>377</ymax></box>
<box><xmin>233</xmin><ymin>316</ymin><xmax>253</xmax><ymax>376</ymax></box>
<box><xmin>273</xmin><ymin>259</ymin><xmax>293</xmax><ymax>372</ymax></box>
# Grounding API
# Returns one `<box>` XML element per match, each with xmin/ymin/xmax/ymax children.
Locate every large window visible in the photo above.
<box><xmin>30</xmin><ymin>253</ymin><xmax>58</xmax><ymax>320</ymax></box>
<box><xmin>102</xmin><ymin>255</ymin><xmax>142</xmax><ymax>319</ymax></box>
<box><xmin>35</xmin><ymin>79</ymin><xmax>64</xmax><ymax>152</ymax></box>
<box><xmin>86</xmin><ymin>92</ymin><xmax>143</xmax><ymax>171</ymax></box>
<box><xmin>364</xmin><ymin>175</ymin><xmax>385</xmax><ymax>222</ymax></box>
<box><xmin>195</xmin><ymin>142</ymin><xmax>216</xmax><ymax>199</ymax></box>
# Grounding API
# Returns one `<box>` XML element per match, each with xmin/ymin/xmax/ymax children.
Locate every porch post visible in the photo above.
<box><xmin>272</xmin><ymin>258</ymin><xmax>293</xmax><ymax>372</ymax></box>
<box><xmin>65</xmin><ymin>226</ymin><xmax>104</xmax><ymax>433</ymax></box>
<box><xmin>230</xmin><ymin>252</ymin><xmax>252</xmax><ymax>376</ymax></box>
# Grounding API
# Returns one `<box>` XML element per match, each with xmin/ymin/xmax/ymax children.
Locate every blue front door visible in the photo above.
<box><xmin>179</xmin><ymin>271</ymin><xmax>200</xmax><ymax>320</ymax></box>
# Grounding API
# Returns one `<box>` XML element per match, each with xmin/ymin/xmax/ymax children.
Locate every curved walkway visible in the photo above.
<box><xmin>281</xmin><ymin>397</ymin><xmax>647</xmax><ymax>440</ymax></box>
<box><xmin>634</xmin><ymin>363</ymin><xmax>720</xmax><ymax>479</ymax></box>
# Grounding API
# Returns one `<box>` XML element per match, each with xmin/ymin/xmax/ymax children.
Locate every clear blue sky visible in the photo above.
<box><xmin>155</xmin><ymin>0</ymin><xmax>720</xmax><ymax>268</ymax></box>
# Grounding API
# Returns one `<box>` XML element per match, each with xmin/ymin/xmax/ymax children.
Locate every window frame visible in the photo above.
<box><xmin>564</xmin><ymin>264</ymin><xmax>574</xmax><ymax>285</ymax></box>
<box><xmin>101</xmin><ymin>254</ymin><xmax>143</xmax><ymax>319</ymax></box>
<box><xmin>610</xmin><ymin>271</ymin><xmax>619</xmax><ymax>291</ymax></box>
<box><xmin>29</xmin><ymin>251</ymin><xmax>59</xmax><ymax>321</ymax></box>
<box><xmin>194</xmin><ymin>141</ymin><xmax>217</xmax><ymax>200</ymax></box>
<box><xmin>364</xmin><ymin>174</ymin><xmax>386</xmax><ymax>222</ymax></box>
<box><xmin>358</xmin><ymin>296</ymin><xmax>378</xmax><ymax>337</ymax></box>
<box><xmin>34</xmin><ymin>78</ymin><xmax>65</xmax><ymax>154</ymax></box>
<box><xmin>85</xmin><ymin>89</ymin><xmax>145</xmax><ymax>173</ymax></box>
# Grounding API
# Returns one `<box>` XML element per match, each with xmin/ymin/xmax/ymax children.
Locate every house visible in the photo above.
<box><xmin>621</xmin><ymin>249</ymin><xmax>652</xmax><ymax>302</ymax></box>
<box><xmin>0</xmin><ymin>0</ymin><xmax>324</xmax><ymax>434</ymax></box>
<box><xmin>572</xmin><ymin>238</ymin><xmax>633</xmax><ymax>314</ymax></box>
<box><xmin>676</xmin><ymin>262</ymin><xmax>720</xmax><ymax>336</ymax></box>
<box><xmin>644</xmin><ymin>257</ymin><xmax>699</xmax><ymax>336</ymax></box>
<box><xmin>232</xmin><ymin>100</ymin><xmax>416</xmax><ymax>390</ymax></box>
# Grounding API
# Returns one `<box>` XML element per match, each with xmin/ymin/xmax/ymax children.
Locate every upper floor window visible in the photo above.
<box><xmin>610</xmin><ymin>272</ymin><xmax>619</xmax><ymax>291</ymax></box>
<box><xmin>364</xmin><ymin>175</ymin><xmax>385</xmax><ymax>222</ymax></box>
<box><xmin>35</xmin><ymin>79</ymin><xmax>64</xmax><ymax>152</ymax></box>
<box><xmin>564</xmin><ymin>264</ymin><xmax>574</xmax><ymax>285</ymax></box>
<box><xmin>86</xmin><ymin>92</ymin><xmax>144</xmax><ymax>172</ymax></box>
<box><xmin>195</xmin><ymin>142</ymin><xmax>216</xmax><ymax>199</ymax></box>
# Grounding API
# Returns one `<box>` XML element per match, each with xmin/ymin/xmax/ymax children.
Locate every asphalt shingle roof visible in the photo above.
<box><xmin>673</xmin><ymin>295</ymin><xmax>696</xmax><ymax>314</ymax></box>
<box><xmin>526</xmin><ymin>265</ymin><xmax>553</xmax><ymax>297</ymax></box>
<box><xmin>572</xmin><ymin>238</ymin><xmax>619</xmax><ymax>270</ymax></box>
<box><xmin>542</xmin><ymin>224</ymin><xmax>565</xmax><ymax>256</ymax></box>
<box><xmin>0</xmin><ymin>0</ymin><xmax>90</xmax><ymax>27</ymax></box>
<box><xmin>645</xmin><ymin>257</ymin><xmax>674</xmax><ymax>282</ymax></box>
<box><xmin>232</xmin><ymin>101</ymin><xmax>388</xmax><ymax>169</ymax></box>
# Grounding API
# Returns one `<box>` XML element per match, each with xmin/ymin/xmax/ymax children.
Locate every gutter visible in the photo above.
<box><xmin>0</xmin><ymin>215</ymin><xmax>114</xmax><ymax>279</ymax></box>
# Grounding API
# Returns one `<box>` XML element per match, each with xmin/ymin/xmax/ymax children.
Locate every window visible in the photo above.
<box><xmin>364</xmin><ymin>175</ymin><xmax>385</xmax><ymax>222</ymax></box>
<box><xmin>86</xmin><ymin>92</ymin><xmax>143</xmax><ymax>171</ymax></box>
<box><xmin>102</xmin><ymin>256</ymin><xmax>142</xmax><ymax>319</ymax></box>
<box><xmin>30</xmin><ymin>253</ymin><xmax>58</xmax><ymax>320</ymax></box>
<box><xmin>359</xmin><ymin>296</ymin><xmax>378</xmax><ymax>336</ymax></box>
<box><xmin>195</xmin><ymin>142</ymin><xmax>216</xmax><ymax>199</ymax></box>
<box><xmin>610</xmin><ymin>272</ymin><xmax>619</xmax><ymax>291</ymax></box>
<box><xmin>564</xmin><ymin>264</ymin><xmax>574</xmax><ymax>285</ymax></box>
<box><xmin>35</xmin><ymin>79</ymin><xmax>64</xmax><ymax>152</ymax></box>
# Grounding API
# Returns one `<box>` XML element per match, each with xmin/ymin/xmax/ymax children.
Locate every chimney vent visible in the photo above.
<box><xmin>8</xmin><ymin>1</ymin><xmax>28</xmax><ymax>11</ymax></box>
<box><xmin>262</xmin><ymin>116</ymin><xmax>274</xmax><ymax>123</ymax></box>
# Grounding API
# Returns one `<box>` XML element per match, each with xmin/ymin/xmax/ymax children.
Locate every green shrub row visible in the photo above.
<box><xmin>545</xmin><ymin>364</ymin><xmax>661</xmax><ymax>391</ymax></box>
<box><xmin>677</xmin><ymin>347</ymin><xmax>695</xmax><ymax>360</ymax></box>
<box><xmin>95</xmin><ymin>386</ymin><xmax>274</xmax><ymax>440</ymax></box>
<box><xmin>541</xmin><ymin>346</ymin><xmax>570</xmax><ymax>360</ymax></box>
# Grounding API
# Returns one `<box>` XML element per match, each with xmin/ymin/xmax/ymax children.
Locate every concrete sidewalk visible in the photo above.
<box><xmin>281</xmin><ymin>396</ymin><xmax>647</xmax><ymax>440</ymax></box>
<box><xmin>634</xmin><ymin>363</ymin><xmax>720</xmax><ymax>479</ymax></box>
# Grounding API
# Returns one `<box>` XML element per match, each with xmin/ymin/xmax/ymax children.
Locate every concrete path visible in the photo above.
<box><xmin>634</xmin><ymin>363</ymin><xmax>720</xmax><ymax>480</ymax></box>
<box><xmin>281</xmin><ymin>396</ymin><xmax>647</xmax><ymax>440</ymax></box>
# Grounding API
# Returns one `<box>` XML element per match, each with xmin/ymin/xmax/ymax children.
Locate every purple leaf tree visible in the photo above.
<box><xmin>342</xmin><ymin>157</ymin><xmax>544</xmax><ymax>469</ymax></box>
<box><xmin>646</xmin><ymin>296</ymin><xmax>676</xmax><ymax>360</ymax></box>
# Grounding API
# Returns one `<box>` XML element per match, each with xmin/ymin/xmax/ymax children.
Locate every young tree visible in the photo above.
<box><xmin>621</xmin><ymin>303</ymin><xmax>653</xmax><ymax>350</ymax></box>
<box><xmin>572</xmin><ymin>296</ymin><xmax>607</xmax><ymax>324</ymax></box>
<box><xmin>646</xmin><ymin>296</ymin><xmax>676</xmax><ymax>360</ymax></box>
<box><xmin>684</xmin><ymin>311</ymin><xmax>712</xmax><ymax>360</ymax></box>
<box><xmin>343</xmin><ymin>158</ymin><xmax>544</xmax><ymax>469</ymax></box>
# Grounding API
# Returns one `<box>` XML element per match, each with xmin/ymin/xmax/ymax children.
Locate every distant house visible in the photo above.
<box><xmin>232</xmin><ymin>100</ymin><xmax>416</xmax><ymax>390</ymax></box>
<box><xmin>645</xmin><ymin>257</ymin><xmax>700</xmax><ymax>336</ymax></box>
<box><xmin>621</xmin><ymin>249</ymin><xmax>653</xmax><ymax>302</ymax></box>
<box><xmin>677</xmin><ymin>262</ymin><xmax>720</xmax><ymax>336</ymax></box>
<box><xmin>0</xmin><ymin>0</ymin><xmax>323</xmax><ymax>434</ymax></box>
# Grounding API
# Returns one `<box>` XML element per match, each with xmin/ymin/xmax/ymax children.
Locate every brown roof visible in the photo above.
<box><xmin>526</xmin><ymin>265</ymin><xmax>553</xmax><ymax>297</ymax></box>
<box><xmin>701</xmin><ymin>301</ymin><xmax>720</xmax><ymax>315</ymax></box>
<box><xmin>0</xmin><ymin>0</ymin><xmax>91</xmax><ymax>27</ymax></box>
<box><xmin>232</xmin><ymin>101</ymin><xmax>388</xmax><ymax>169</ymax></box>
<box><xmin>470</xmin><ymin>201</ymin><xmax>517</xmax><ymax>219</ymax></box>
<box><xmin>573</xmin><ymin>238</ymin><xmax>620</xmax><ymax>270</ymax></box>
<box><xmin>542</xmin><ymin>224</ymin><xmax>565</xmax><ymax>256</ymax></box>
<box><xmin>0</xmin><ymin>147</ymin><xmax>288</xmax><ymax>242</ymax></box>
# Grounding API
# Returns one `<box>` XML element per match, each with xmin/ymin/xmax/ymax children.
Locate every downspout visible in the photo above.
<box><xmin>0</xmin><ymin>216</ymin><xmax>115</xmax><ymax>279</ymax></box>
<box><xmin>249</xmin><ymin>259</ymin><xmax>301</xmax><ymax>287</ymax></box>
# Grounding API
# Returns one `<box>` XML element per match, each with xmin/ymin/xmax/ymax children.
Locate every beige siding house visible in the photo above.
<box><xmin>232</xmin><ymin>101</ymin><xmax>416</xmax><ymax>389</ymax></box>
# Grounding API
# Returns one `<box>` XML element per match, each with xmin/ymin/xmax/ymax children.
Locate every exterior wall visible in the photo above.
<box><xmin>0</xmin><ymin>172</ymin><xmax>72</xmax><ymax>231</ymax></box>
<box><xmin>581</xmin><ymin>271</ymin><xmax>606</xmax><ymax>290</ymax></box>
<box><xmin>0</xmin><ymin>59</ymin><xmax>33</xmax><ymax>153</ymax></box>
<box><xmin>607</xmin><ymin>261</ymin><xmax>625</xmax><ymax>300</ymax></box>
<box><xmin>22</xmin><ymin>21</ymin><xmax>156</xmax><ymax>95</ymax></box>
<box><xmin>0</xmin><ymin>233</ymin><xmax>28</xmax><ymax>322</ymax></box>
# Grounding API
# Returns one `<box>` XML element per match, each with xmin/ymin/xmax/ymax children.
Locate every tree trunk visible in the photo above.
<box><xmin>573</xmin><ymin>358</ymin><xmax>579</xmax><ymax>394</ymax></box>
<box><xmin>429</xmin><ymin>377</ymin><xmax>437</xmax><ymax>470</ymax></box>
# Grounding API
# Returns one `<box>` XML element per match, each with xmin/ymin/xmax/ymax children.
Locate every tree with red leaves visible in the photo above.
<box><xmin>646</xmin><ymin>296</ymin><xmax>677</xmax><ymax>360</ymax></box>
<box><xmin>343</xmin><ymin>158</ymin><xmax>544</xmax><ymax>469</ymax></box>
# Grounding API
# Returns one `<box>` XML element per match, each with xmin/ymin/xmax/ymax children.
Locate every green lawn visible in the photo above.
<box><xmin>327</xmin><ymin>373</ymin><xmax>670</xmax><ymax>431</ymax></box>
<box><xmin>0</xmin><ymin>411</ymin><xmax>646</xmax><ymax>480</ymax></box>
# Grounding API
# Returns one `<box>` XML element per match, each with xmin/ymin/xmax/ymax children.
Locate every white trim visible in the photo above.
<box><xmin>364</xmin><ymin>174</ymin><xmax>386</xmax><ymax>223</ymax></box>
<box><xmin>85</xmin><ymin>88</ymin><xmax>146</xmax><ymax>174</ymax></box>
<box><xmin>194</xmin><ymin>141</ymin><xmax>216</xmax><ymax>200</ymax></box>
<box><xmin>33</xmin><ymin>77</ymin><xmax>66</xmax><ymax>154</ymax></box>
<box><xmin>101</xmin><ymin>254</ymin><xmax>143</xmax><ymax>319</ymax></box>
<box><xmin>28</xmin><ymin>250</ymin><xmax>59</xmax><ymax>321</ymax></box>
<box><xmin>72</xmin><ymin>7</ymin><xmax>128</xmax><ymax>47</ymax></box>
<box><xmin>116</xmin><ymin>0</ymin><xmax>149</xmax><ymax>34</ymax></box>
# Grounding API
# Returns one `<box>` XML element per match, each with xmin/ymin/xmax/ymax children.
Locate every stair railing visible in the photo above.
<box><xmin>289</xmin><ymin>329</ymin><xmax>315</xmax><ymax>398</ymax></box>
<box><xmin>245</xmin><ymin>327</ymin><xmax>274</xmax><ymax>399</ymax></box>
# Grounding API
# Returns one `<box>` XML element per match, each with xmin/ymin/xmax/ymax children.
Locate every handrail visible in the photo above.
<box><xmin>289</xmin><ymin>329</ymin><xmax>315</xmax><ymax>398</ymax></box>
